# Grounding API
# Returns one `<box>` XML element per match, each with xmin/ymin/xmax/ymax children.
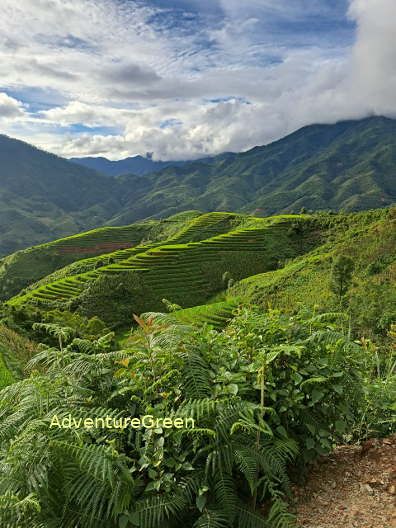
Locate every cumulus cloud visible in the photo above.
<box><xmin>41</xmin><ymin>101</ymin><xmax>132</xmax><ymax>127</ymax></box>
<box><xmin>345</xmin><ymin>0</ymin><xmax>396</xmax><ymax>117</ymax></box>
<box><xmin>0</xmin><ymin>92</ymin><xmax>26</xmax><ymax>119</ymax></box>
<box><xmin>0</xmin><ymin>0</ymin><xmax>395</xmax><ymax>160</ymax></box>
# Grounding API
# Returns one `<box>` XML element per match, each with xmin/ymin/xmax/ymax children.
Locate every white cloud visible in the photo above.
<box><xmin>345</xmin><ymin>0</ymin><xmax>396</xmax><ymax>117</ymax></box>
<box><xmin>0</xmin><ymin>0</ymin><xmax>395</xmax><ymax>160</ymax></box>
<box><xmin>41</xmin><ymin>101</ymin><xmax>134</xmax><ymax>128</ymax></box>
<box><xmin>0</xmin><ymin>92</ymin><xmax>26</xmax><ymax>119</ymax></box>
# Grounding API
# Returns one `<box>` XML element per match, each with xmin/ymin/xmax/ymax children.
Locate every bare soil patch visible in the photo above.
<box><xmin>293</xmin><ymin>435</ymin><xmax>396</xmax><ymax>528</ymax></box>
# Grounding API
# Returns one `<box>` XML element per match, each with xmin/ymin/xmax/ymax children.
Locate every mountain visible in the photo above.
<box><xmin>0</xmin><ymin>134</ymin><xmax>125</xmax><ymax>257</ymax></box>
<box><xmin>69</xmin><ymin>154</ymin><xmax>214</xmax><ymax>176</ymax></box>
<box><xmin>105</xmin><ymin>116</ymin><xmax>396</xmax><ymax>226</ymax></box>
<box><xmin>1</xmin><ymin>116</ymin><xmax>396</xmax><ymax>257</ymax></box>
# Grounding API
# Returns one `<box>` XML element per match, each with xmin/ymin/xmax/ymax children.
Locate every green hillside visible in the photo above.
<box><xmin>0</xmin><ymin>134</ymin><xmax>124</xmax><ymax>257</ymax></box>
<box><xmin>3</xmin><ymin>206</ymin><xmax>395</xmax><ymax>338</ymax></box>
<box><xmin>0</xmin><ymin>206</ymin><xmax>395</xmax><ymax>528</ymax></box>
<box><xmin>2</xmin><ymin>116</ymin><xmax>396</xmax><ymax>258</ymax></box>
<box><xmin>0</xmin><ymin>211</ymin><xmax>201</xmax><ymax>301</ymax></box>
<box><xmin>4</xmin><ymin>205</ymin><xmax>395</xmax><ymax>337</ymax></box>
<box><xmin>230</xmin><ymin>207</ymin><xmax>396</xmax><ymax>336</ymax></box>
<box><xmin>106</xmin><ymin>116</ymin><xmax>396</xmax><ymax>226</ymax></box>
<box><xmin>7</xmin><ymin>213</ymin><xmax>313</xmax><ymax>326</ymax></box>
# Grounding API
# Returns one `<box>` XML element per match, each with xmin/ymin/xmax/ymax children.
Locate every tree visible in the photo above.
<box><xmin>330</xmin><ymin>255</ymin><xmax>355</xmax><ymax>306</ymax></box>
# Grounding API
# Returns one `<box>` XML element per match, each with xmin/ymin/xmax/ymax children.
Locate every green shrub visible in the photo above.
<box><xmin>0</xmin><ymin>306</ymin><xmax>383</xmax><ymax>527</ymax></box>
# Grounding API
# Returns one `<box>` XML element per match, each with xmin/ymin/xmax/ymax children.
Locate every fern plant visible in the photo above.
<box><xmin>0</xmin><ymin>305</ymin><xmax>371</xmax><ymax>527</ymax></box>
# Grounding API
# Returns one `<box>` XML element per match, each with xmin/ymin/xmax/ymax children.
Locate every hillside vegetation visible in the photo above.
<box><xmin>6</xmin><ymin>213</ymin><xmax>314</xmax><ymax>326</ymax></box>
<box><xmin>2</xmin><ymin>206</ymin><xmax>395</xmax><ymax>338</ymax></box>
<box><xmin>0</xmin><ymin>211</ymin><xmax>201</xmax><ymax>301</ymax></box>
<box><xmin>0</xmin><ymin>206</ymin><xmax>394</xmax><ymax>527</ymax></box>
<box><xmin>2</xmin><ymin>116</ymin><xmax>396</xmax><ymax>257</ymax></box>
<box><xmin>230</xmin><ymin>207</ymin><xmax>396</xmax><ymax>337</ymax></box>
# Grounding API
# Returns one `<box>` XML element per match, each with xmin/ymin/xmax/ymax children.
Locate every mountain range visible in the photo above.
<box><xmin>0</xmin><ymin>115</ymin><xmax>395</xmax><ymax>257</ymax></box>
<box><xmin>70</xmin><ymin>154</ymin><xmax>212</xmax><ymax>176</ymax></box>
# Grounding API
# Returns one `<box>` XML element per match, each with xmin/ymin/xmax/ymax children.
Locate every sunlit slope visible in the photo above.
<box><xmin>0</xmin><ymin>211</ymin><xmax>201</xmax><ymax>301</ymax></box>
<box><xmin>172</xmin><ymin>299</ymin><xmax>240</xmax><ymax>329</ymax></box>
<box><xmin>230</xmin><ymin>207</ymin><xmax>396</xmax><ymax>335</ymax></box>
<box><xmin>8</xmin><ymin>214</ymin><xmax>309</xmax><ymax>325</ymax></box>
<box><xmin>13</xmin><ymin>212</ymin><xmax>244</xmax><ymax>297</ymax></box>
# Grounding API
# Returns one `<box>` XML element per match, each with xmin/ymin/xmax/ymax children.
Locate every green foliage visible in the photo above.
<box><xmin>0</xmin><ymin>325</ymin><xmax>39</xmax><ymax>378</ymax></box>
<box><xmin>351</xmin><ymin>328</ymin><xmax>396</xmax><ymax>439</ymax></box>
<box><xmin>162</xmin><ymin>298</ymin><xmax>183</xmax><ymax>313</ymax></box>
<box><xmin>329</xmin><ymin>255</ymin><xmax>355</xmax><ymax>305</ymax></box>
<box><xmin>0</xmin><ymin>352</ymin><xmax>15</xmax><ymax>389</ymax></box>
<box><xmin>0</xmin><ymin>306</ymin><xmax>386</xmax><ymax>527</ymax></box>
<box><xmin>232</xmin><ymin>207</ymin><xmax>396</xmax><ymax>337</ymax></box>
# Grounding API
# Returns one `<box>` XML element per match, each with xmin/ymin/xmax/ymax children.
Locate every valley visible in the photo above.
<box><xmin>0</xmin><ymin>122</ymin><xmax>394</xmax><ymax>528</ymax></box>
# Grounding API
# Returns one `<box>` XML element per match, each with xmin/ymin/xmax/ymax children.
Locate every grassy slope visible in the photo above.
<box><xmin>230</xmin><ymin>207</ymin><xmax>396</xmax><ymax>335</ymax></box>
<box><xmin>7</xmin><ymin>213</ymin><xmax>312</xmax><ymax>326</ymax></box>
<box><xmin>0</xmin><ymin>211</ymin><xmax>201</xmax><ymax>301</ymax></box>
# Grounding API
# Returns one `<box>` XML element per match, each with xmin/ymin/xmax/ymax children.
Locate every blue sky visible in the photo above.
<box><xmin>0</xmin><ymin>0</ymin><xmax>395</xmax><ymax>160</ymax></box>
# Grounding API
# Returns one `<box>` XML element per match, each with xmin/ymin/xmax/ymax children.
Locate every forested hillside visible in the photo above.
<box><xmin>105</xmin><ymin>116</ymin><xmax>396</xmax><ymax>225</ymax></box>
<box><xmin>0</xmin><ymin>134</ymin><xmax>119</xmax><ymax>256</ymax></box>
<box><xmin>1</xmin><ymin>116</ymin><xmax>396</xmax><ymax>257</ymax></box>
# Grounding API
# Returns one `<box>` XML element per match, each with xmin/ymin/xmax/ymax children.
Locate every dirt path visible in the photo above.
<box><xmin>293</xmin><ymin>435</ymin><xmax>396</xmax><ymax>528</ymax></box>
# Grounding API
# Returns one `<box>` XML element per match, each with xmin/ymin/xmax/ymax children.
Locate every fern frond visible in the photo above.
<box><xmin>234</xmin><ymin>446</ymin><xmax>260</xmax><ymax>494</ymax></box>
<box><xmin>213</xmin><ymin>474</ymin><xmax>238</xmax><ymax>523</ymax></box>
<box><xmin>131</xmin><ymin>493</ymin><xmax>187</xmax><ymax>528</ymax></box>
<box><xmin>193</xmin><ymin>509</ymin><xmax>231</xmax><ymax>528</ymax></box>
<box><xmin>267</xmin><ymin>492</ymin><xmax>297</xmax><ymax>528</ymax></box>
<box><xmin>182</xmin><ymin>352</ymin><xmax>211</xmax><ymax>399</ymax></box>
<box><xmin>235</xmin><ymin>504</ymin><xmax>268</xmax><ymax>528</ymax></box>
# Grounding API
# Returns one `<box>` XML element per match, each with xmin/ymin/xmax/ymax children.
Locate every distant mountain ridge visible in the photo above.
<box><xmin>105</xmin><ymin>116</ymin><xmax>396</xmax><ymax>226</ymax></box>
<box><xmin>69</xmin><ymin>154</ymin><xmax>215</xmax><ymax>176</ymax></box>
<box><xmin>1</xmin><ymin>116</ymin><xmax>396</xmax><ymax>257</ymax></box>
<box><xmin>0</xmin><ymin>134</ymin><xmax>121</xmax><ymax>256</ymax></box>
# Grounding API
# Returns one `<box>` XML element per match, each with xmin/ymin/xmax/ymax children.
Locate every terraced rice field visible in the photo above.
<box><xmin>51</xmin><ymin>225</ymin><xmax>151</xmax><ymax>253</ymax></box>
<box><xmin>167</xmin><ymin>212</ymin><xmax>243</xmax><ymax>243</ymax></box>
<box><xmin>173</xmin><ymin>299</ymin><xmax>240</xmax><ymax>329</ymax></box>
<box><xmin>8</xmin><ymin>215</ymin><xmax>295</xmax><ymax>307</ymax></box>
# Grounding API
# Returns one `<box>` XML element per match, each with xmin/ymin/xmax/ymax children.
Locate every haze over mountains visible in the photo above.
<box><xmin>1</xmin><ymin>115</ymin><xmax>395</xmax><ymax>257</ymax></box>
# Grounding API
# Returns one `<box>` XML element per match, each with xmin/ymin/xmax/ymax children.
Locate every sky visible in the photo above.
<box><xmin>0</xmin><ymin>0</ymin><xmax>395</xmax><ymax>161</ymax></box>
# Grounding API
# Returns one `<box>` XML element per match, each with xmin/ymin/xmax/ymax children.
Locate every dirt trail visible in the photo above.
<box><xmin>294</xmin><ymin>435</ymin><xmax>396</xmax><ymax>528</ymax></box>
